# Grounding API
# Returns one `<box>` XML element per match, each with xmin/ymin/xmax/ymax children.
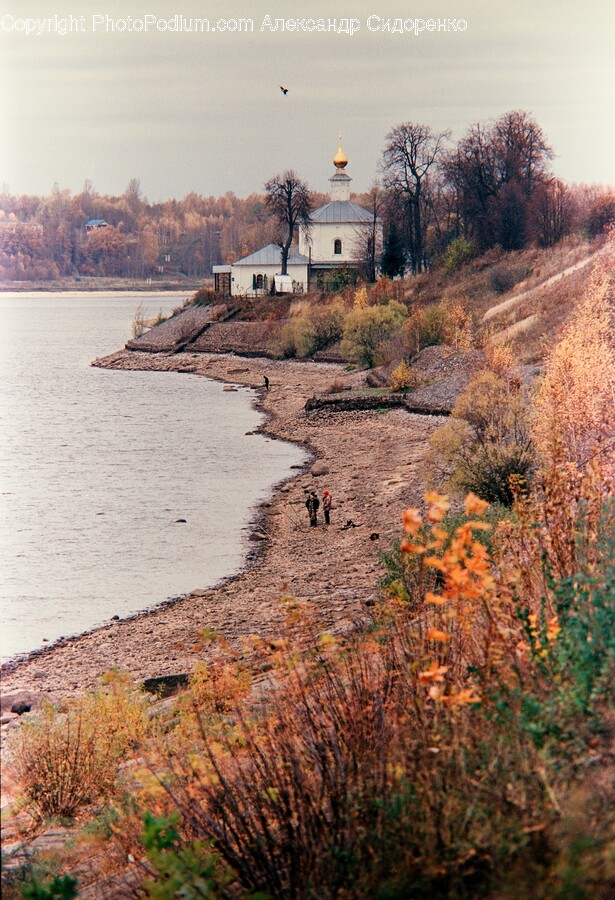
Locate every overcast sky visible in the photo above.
<box><xmin>1</xmin><ymin>0</ymin><xmax>614</xmax><ymax>200</ymax></box>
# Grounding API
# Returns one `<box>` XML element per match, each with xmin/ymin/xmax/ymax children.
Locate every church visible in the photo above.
<box><xmin>213</xmin><ymin>138</ymin><xmax>382</xmax><ymax>297</ymax></box>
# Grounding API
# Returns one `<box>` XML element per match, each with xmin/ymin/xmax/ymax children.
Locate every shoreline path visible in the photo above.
<box><xmin>1</xmin><ymin>351</ymin><xmax>445</xmax><ymax>704</ymax></box>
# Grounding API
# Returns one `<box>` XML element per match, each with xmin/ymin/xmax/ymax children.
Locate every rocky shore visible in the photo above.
<box><xmin>1</xmin><ymin>349</ymin><xmax>447</xmax><ymax>717</ymax></box>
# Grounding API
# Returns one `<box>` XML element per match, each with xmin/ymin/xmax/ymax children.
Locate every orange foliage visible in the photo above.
<box><xmin>400</xmin><ymin>491</ymin><xmax>512</xmax><ymax>706</ymax></box>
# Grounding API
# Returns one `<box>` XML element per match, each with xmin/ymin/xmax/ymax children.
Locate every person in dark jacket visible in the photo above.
<box><xmin>306</xmin><ymin>491</ymin><xmax>319</xmax><ymax>527</ymax></box>
<box><xmin>322</xmin><ymin>490</ymin><xmax>332</xmax><ymax>525</ymax></box>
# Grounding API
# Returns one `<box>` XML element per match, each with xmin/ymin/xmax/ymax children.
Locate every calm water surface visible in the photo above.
<box><xmin>0</xmin><ymin>293</ymin><xmax>305</xmax><ymax>661</ymax></box>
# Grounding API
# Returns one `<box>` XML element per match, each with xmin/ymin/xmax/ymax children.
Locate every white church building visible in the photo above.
<box><xmin>214</xmin><ymin>139</ymin><xmax>381</xmax><ymax>297</ymax></box>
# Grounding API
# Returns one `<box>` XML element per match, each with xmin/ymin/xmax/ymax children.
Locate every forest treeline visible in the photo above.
<box><xmin>1</xmin><ymin>110</ymin><xmax>613</xmax><ymax>282</ymax></box>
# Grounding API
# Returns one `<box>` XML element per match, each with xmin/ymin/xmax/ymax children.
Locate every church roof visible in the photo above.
<box><xmin>311</xmin><ymin>200</ymin><xmax>376</xmax><ymax>224</ymax></box>
<box><xmin>233</xmin><ymin>243</ymin><xmax>309</xmax><ymax>266</ymax></box>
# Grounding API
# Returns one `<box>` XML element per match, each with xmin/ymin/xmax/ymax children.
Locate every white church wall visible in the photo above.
<box><xmin>300</xmin><ymin>222</ymin><xmax>364</xmax><ymax>263</ymax></box>
<box><xmin>301</xmin><ymin>221</ymin><xmax>383</xmax><ymax>265</ymax></box>
<box><xmin>231</xmin><ymin>263</ymin><xmax>308</xmax><ymax>297</ymax></box>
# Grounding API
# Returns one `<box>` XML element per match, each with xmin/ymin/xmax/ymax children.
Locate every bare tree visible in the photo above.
<box><xmin>492</xmin><ymin>110</ymin><xmax>553</xmax><ymax>197</ymax></box>
<box><xmin>536</xmin><ymin>178</ymin><xmax>572</xmax><ymax>246</ymax></box>
<box><xmin>382</xmin><ymin>123</ymin><xmax>450</xmax><ymax>274</ymax></box>
<box><xmin>353</xmin><ymin>182</ymin><xmax>384</xmax><ymax>283</ymax></box>
<box><xmin>442</xmin><ymin>123</ymin><xmax>499</xmax><ymax>251</ymax></box>
<box><xmin>264</xmin><ymin>170</ymin><xmax>313</xmax><ymax>275</ymax></box>
<box><xmin>443</xmin><ymin>111</ymin><xmax>554</xmax><ymax>251</ymax></box>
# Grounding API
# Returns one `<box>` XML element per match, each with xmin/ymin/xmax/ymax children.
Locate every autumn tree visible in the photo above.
<box><xmin>536</xmin><ymin>178</ymin><xmax>573</xmax><ymax>247</ymax></box>
<box><xmin>264</xmin><ymin>170</ymin><xmax>313</xmax><ymax>275</ymax></box>
<box><xmin>587</xmin><ymin>194</ymin><xmax>615</xmax><ymax>237</ymax></box>
<box><xmin>82</xmin><ymin>225</ymin><xmax>129</xmax><ymax>276</ymax></box>
<box><xmin>443</xmin><ymin>110</ymin><xmax>553</xmax><ymax>251</ymax></box>
<box><xmin>124</xmin><ymin>177</ymin><xmax>143</xmax><ymax>216</ymax></box>
<box><xmin>382</xmin><ymin>122</ymin><xmax>450</xmax><ymax>274</ymax></box>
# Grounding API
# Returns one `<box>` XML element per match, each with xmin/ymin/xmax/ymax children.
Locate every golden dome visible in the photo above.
<box><xmin>333</xmin><ymin>133</ymin><xmax>348</xmax><ymax>169</ymax></box>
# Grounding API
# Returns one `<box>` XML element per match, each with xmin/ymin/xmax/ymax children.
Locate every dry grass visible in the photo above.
<box><xmin>107</xmin><ymin>467</ymin><xmax>613</xmax><ymax>898</ymax></box>
<box><xmin>9</xmin><ymin>674</ymin><xmax>149</xmax><ymax>821</ymax></box>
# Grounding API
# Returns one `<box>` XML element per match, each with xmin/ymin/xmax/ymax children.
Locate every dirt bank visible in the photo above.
<box><xmin>1</xmin><ymin>350</ymin><xmax>445</xmax><ymax>707</ymax></box>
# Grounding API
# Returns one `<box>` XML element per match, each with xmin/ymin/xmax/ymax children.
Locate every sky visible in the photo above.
<box><xmin>1</xmin><ymin>0</ymin><xmax>614</xmax><ymax>201</ymax></box>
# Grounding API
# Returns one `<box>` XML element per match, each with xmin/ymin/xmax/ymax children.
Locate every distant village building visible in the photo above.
<box><xmin>214</xmin><ymin>138</ymin><xmax>382</xmax><ymax>297</ymax></box>
<box><xmin>84</xmin><ymin>218</ymin><xmax>109</xmax><ymax>234</ymax></box>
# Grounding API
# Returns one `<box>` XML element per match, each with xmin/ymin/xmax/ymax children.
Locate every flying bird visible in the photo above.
<box><xmin>279</xmin><ymin>85</ymin><xmax>289</xmax><ymax>95</ymax></box>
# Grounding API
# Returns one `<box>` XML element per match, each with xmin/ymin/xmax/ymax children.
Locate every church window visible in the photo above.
<box><xmin>256</xmin><ymin>273</ymin><xmax>264</xmax><ymax>289</ymax></box>
<box><xmin>334</xmin><ymin>239</ymin><xmax>342</xmax><ymax>255</ymax></box>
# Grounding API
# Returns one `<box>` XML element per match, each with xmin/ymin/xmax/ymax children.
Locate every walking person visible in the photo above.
<box><xmin>322</xmin><ymin>489</ymin><xmax>332</xmax><ymax>525</ymax></box>
<box><xmin>306</xmin><ymin>490</ymin><xmax>319</xmax><ymax>527</ymax></box>
<box><xmin>263</xmin><ymin>375</ymin><xmax>269</xmax><ymax>391</ymax></box>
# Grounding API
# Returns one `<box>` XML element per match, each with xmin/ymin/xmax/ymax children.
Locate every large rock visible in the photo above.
<box><xmin>1</xmin><ymin>690</ymin><xmax>41</xmax><ymax>713</ymax></box>
<box><xmin>310</xmin><ymin>462</ymin><xmax>330</xmax><ymax>477</ymax></box>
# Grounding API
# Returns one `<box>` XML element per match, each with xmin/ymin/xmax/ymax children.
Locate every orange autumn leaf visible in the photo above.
<box><xmin>425</xmin><ymin>491</ymin><xmax>450</xmax><ymax>523</ymax></box>
<box><xmin>426</xmin><ymin>627</ymin><xmax>452</xmax><ymax>643</ymax></box>
<box><xmin>424</xmin><ymin>491</ymin><xmax>450</xmax><ymax>508</ymax></box>
<box><xmin>425</xmin><ymin>591</ymin><xmax>448</xmax><ymax>606</ymax></box>
<box><xmin>443</xmin><ymin>688</ymin><xmax>481</xmax><ymax>706</ymax></box>
<box><xmin>464</xmin><ymin>492</ymin><xmax>490</xmax><ymax>517</ymax></box>
<box><xmin>402</xmin><ymin>507</ymin><xmax>422</xmax><ymax>536</ymax></box>
<box><xmin>418</xmin><ymin>661</ymin><xmax>449</xmax><ymax>683</ymax></box>
<box><xmin>464</xmin><ymin>520</ymin><xmax>492</xmax><ymax>532</ymax></box>
<box><xmin>547</xmin><ymin>616</ymin><xmax>561</xmax><ymax>642</ymax></box>
<box><xmin>401</xmin><ymin>538</ymin><xmax>426</xmax><ymax>554</ymax></box>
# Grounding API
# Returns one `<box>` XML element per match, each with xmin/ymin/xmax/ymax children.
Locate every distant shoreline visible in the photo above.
<box><xmin>0</xmin><ymin>279</ymin><xmax>203</xmax><ymax>294</ymax></box>
<box><xmin>0</xmin><ymin>289</ymin><xmax>194</xmax><ymax>300</ymax></box>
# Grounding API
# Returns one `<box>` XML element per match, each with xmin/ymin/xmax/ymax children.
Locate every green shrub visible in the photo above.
<box><xmin>274</xmin><ymin>302</ymin><xmax>346</xmax><ymax>358</ymax></box>
<box><xmin>441</xmin><ymin>236</ymin><xmax>476</xmax><ymax>273</ymax></box>
<box><xmin>294</xmin><ymin>301</ymin><xmax>346</xmax><ymax>357</ymax></box>
<box><xmin>403</xmin><ymin>303</ymin><xmax>449</xmax><ymax>355</ymax></box>
<box><xmin>515</xmin><ymin>501</ymin><xmax>615</xmax><ymax>752</ymax></box>
<box><xmin>341</xmin><ymin>300</ymin><xmax>407</xmax><ymax>367</ymax></box>
<box><xmin>317</xmin><ymin>267</ymin><xmax>358</xmax><ymax>292</ymax></box>
<box><xmin>274</xmin><ymin>320</ymin><xmax>299</xmax><ymax>358</ymax></box>
<box><xmin>21</xmin><ymin>875</ymin><xmax>78</xmax><ymax>900</ymax></box>
<box><xmin>140</xmin><ymin>812</ymin><xmax>229</xmax><ymax>899</ymax></box>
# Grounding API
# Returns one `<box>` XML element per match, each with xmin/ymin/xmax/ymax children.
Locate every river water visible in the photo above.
<box><xmin>0</xmin><ymin>292</ymin><xmax>305</xmax><ymax>662</ymax></box>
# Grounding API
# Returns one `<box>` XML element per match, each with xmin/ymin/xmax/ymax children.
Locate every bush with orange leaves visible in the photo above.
<box><xmin>399</xmin><ymin>491</ymin><xmax>505</xmax><ymax>704</ymax></box>
<box><xmin>124</xmin><ymin>588</ymin><xmax>551</xmax><ymax>898</ymax></box>
<box><xmin>122</xmin><ymin>489</ymin><xmax>614</xmax><ymax>898</ymax></box>
<box><xmin>400</xmin><ymin>476</ymin><xmax>613</xmax><ymax>739</ymax></box>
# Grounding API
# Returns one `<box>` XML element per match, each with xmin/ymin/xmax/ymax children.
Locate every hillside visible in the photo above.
<box><xmin>123</xmin><ymin>235</ymin><xmax>606</xmax><ymax>415</ymax></box>
<box><xmin>1</xmin><ymin>233</ymin><xmax>612</xmax><ymax>900</ymax></box>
